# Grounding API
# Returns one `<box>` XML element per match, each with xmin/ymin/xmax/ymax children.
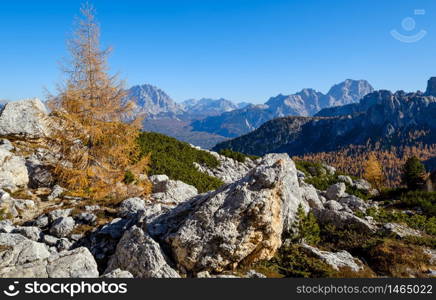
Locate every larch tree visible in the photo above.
<box><xmin>47</xmin><ymin>3</ymin><xmax>150</xmax><ymax>199</ymax></box>
<box><xmin>363</xmin><ymin>152</ymin><xmax>384</xmax><ymax>190</ymax></box>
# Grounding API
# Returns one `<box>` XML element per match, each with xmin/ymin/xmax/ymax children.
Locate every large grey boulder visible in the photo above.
<box><xmin>0</xmin><ymin>98</ymin><xmax>50</xmax><ymax>139</ymax></box>
<box><xmin>46</xmin><ymin>247</ymin><xmax>99</xmax><ymax>278</ymax></box>
<box><xmin>0</xmin><ymin>147</ymin><xmax>29</xmax><ymax>191</ymax></box>
<box><xmin>106</xmin><ymin>226</ymin><xmax>180</xmax><ymax>278</ymax></box>
<box><xmin>301</xmin><ymin>244</ymin><xmax>363</xmax><ymax>272</ymax></box>
<box><xmin>149</xmin><ymin>154</ymin><xmax>307</xmax><ymax>273</ymax></box>
<box><xmin>0</xmin><ymin>233</ymin><xmax>50</xmax><ymax>268</ymax></box>
<box><xmin>313</xmin><ymin>208</ymin><xmax>376</xmax><ymax>233</ymax></box>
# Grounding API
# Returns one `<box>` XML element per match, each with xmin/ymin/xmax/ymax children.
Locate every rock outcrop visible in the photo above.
<box><xmin>0</xmin><ymin>233</ymin><xmax>98</xmax><ymax>278</ymax></box>
<box><xmin>301</xmin><ymin>244</ymin><xmax>364</xmax><ymax>272</ymax></box>
<box><xmin>106</xmin><ymin>226</ymin><xmax>180</xmax><ymax>278</ymax></box>
<box><xmin>0</xmin><ymin>146</ymin><xmax>29</xmax><ymax>191</ymax></box>
<box><xmin>194</xmin><ymin>150</ymin><xmax>257</xmax><ymax>184</ymax></box>
<box><xmin>149</xmin><ymin>154</ymin><xmax>307</xmax><ymax>273</ymax></box>
<box><xmin>0</xmin><ymin>99</ymin><xmax>50</xmax><ymax>139</ymax></box>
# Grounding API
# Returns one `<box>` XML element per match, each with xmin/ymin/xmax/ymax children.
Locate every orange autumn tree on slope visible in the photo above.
<box><xmin>363</xmin><ymin>152</ymin><xmax>384</xmax><ymax>190</ymax></box>
<box><xmin>47</xmin><ymin>3</ymin><xmax>150</xmax><ymax>199</ymax></box>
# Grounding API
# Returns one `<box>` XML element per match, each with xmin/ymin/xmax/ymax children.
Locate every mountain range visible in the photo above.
<box><xmin>126</xmin><ymin>84</ymin><xmax>249</xmax><ymax>121</ymax></box>
<box><xmin>126</xmin><ymin>80</ymin><xmax>373</xmax><ymax>147</ymax></box>
<box><xmin>191</xmin><ymin>79</ymin><xmax>373</xmax><ymax>137</ymax></box>
<box><xmin>213</xmin><ymin>78</ymin><xmax>436</xmax><ymax>157</ymax></box>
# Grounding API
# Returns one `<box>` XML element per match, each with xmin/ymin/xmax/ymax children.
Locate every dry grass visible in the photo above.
<box><xmin>367</xmin><ymin>239</ymin><xmax>433</xmax><ymax>277</ymax></box>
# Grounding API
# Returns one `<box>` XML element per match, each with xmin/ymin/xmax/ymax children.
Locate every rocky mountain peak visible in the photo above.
<box><xmin>425</xmin><ymin>77</ymin><xmax>436</xmax><ymax>97</ymax></box>
<box><xmin>324</xmin><ymin>79</ymin><xmax>374</xmax><ymax>107</ymax></box>
<box><xmin>126</xmin><ymin>84</ymin><xmax>184</xmax><ymax>118</ymax></box>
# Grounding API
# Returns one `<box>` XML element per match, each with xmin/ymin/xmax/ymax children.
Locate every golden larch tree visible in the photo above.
<box><xmin>47</xmin><ymin>3</ymin><xmax>150</xmax><ymax>199</ymax></box>
<box><xmin>363</xmin><ymin>152</ymin><xmax>384</xmax><ymax>190</ymax></box>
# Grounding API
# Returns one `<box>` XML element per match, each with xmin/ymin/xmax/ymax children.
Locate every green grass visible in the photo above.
<box><xmin>137</xmin><ymin>132</ymin><xmax>224</xmax><ymax>193</ymax></box>
<box><xmin>218</xmin><ymin>148</ymin><xmax>259</xmax><ymax>163</ymax></box>
<box><xmin>365</xmin><ymin>207</ymin><xmax>436</xmax><ymax>236</ymax></box>
<box><xmin>399</xmin><ymin>191</ymin><xmax>436</xmax><ymax>217</ymax></box>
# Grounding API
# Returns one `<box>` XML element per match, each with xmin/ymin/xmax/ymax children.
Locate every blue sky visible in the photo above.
<box><xmin>1</xmin><ymin>0</ymin><xmax>436</xmax><ymax>103</ymax></box>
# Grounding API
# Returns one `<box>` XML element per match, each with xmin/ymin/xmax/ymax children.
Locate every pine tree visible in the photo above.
<box><xmin>292</xmin><ymin>204</ymin><xmax>320</xmax><ymax>245</ymax></box>
<box><xmin>363</xmin><ymin>152</ymin><xmax>384</xmax><ymax>190</ymax></box>
<box><xmin>402</xmin><ymin>156</ymin><xmax>427</xmax><ymax>190</ymax></box>
<box><xmin>47</xmin><ymin>3</ymin><xmax>150</xmax><ymax>199</ymax></box>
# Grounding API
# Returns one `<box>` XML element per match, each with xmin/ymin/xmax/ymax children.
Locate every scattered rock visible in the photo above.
<box><xmin>33</xmin><ymin>215</ymin><xmax>49</xmax><ymax>228</ymax></box>
<box><xmin>106</xmin><ymin>226</ymin><xmax>180</xmax><ymax>278</ymax></box>
<box><xmin>75</xmin><ymin>212</ymin><xmax>97</xmax><ymax>225</ymax></box>
<box><xmin>300</xmin><ymin>182</ymin><xmax>324</xmax><ymax>210</ymax></box>
<box><xmin>152</xmin><ymin>179</ymin><xmax>198</xmax><ymax>206</ymax></box>
<box><xmin>324</xmin><ymin>200</ymin><xmax>343</xmax><ymax>211</ymax></box>
<box><xmin>0</xmin><ymin>147</ymin><xmax>29</xmax><ymax>192</ymax></box>
<box><xmin>313</xmin><ymin>208</ymin><xmax>376</xmax><ymax>233</ymax></box>
<box><xmin>56</xmin><ymin>238</ymin><xmax>73</xmax><ymax>252</ymax></box>
<box><xmin>245</xmin><ymin>270</ymin><xmax>267</xmax><ymax>278</ymax></box>
<box><xmin>323</xmin><ymin>165</ymin><xmax>336</xmax><ymax>175</ymax></box>
<box><xmin>0</xmin><ymin>139</ymin><xmax>14</xmax><ymax>151</ymax></box>
<box><xmin>301</xmin><ymin>244</ymin><xmax>363</xmax><ymax>272</ymax></box>
<box><xmin>325</xmin><ymin>183</ymin><xmax>346</xmax><ymax>200</ymax></box>
<box><xmin>102</xmin><ymin>269</ymin><xmax>134</xmax><ymax>278</ymax></box>
<box><xmin>12</xmin><ymin>226</ymin><xmax>41</xmax><ymax>241</ymax></box>
<box><xmin>337</xmin><ymin>175</ymin><xmax>353</xmax><ymax>186</ymax></box>
<box><xmin>338</xmin><ymin>195</ymin><xmax>369</xmax><ymax>212</ymax></box>
<box><xmin>47</xmin><ymin>209</ymin><xmax>72</xmax><ymax>222</ymax></box>
<box><xmin>382</xmin><ymin>223</ymin><xmax>422</xmax><ymax>238</ymax></box>
<box><xmin>0</xmin><ymin>220</ymin><xmax>15</xmax><ymax>233</ymax></box>
<box><xmin>50</xmin><ymin>217</ymin><xmax>75</xmax><ymax>238</ymax></box>
<box><xmin>42</xmin><ymin>234</ymin><xmax>59</xmax><ymax>247</ymax></box>
<box><xmin>47</xmin><ymin>185</ymin><xmax>65</xmax><ymax>201</ymax></box>
<box><xmin>118</xmin><ymin>197</ymin><xmax>146</xmax><ymax>217</ymax></box>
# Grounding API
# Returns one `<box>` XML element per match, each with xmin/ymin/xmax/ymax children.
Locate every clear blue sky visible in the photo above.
<box><xmin>1</xmin><ymin>0</ymin><xmax>436</xmax><ymax>103</ymax></box>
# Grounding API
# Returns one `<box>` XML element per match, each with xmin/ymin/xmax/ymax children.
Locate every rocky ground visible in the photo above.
<box><xmin>0</xmin><ymin>99</ymin><xmax>435</xmax><ymax>278</ymax></box>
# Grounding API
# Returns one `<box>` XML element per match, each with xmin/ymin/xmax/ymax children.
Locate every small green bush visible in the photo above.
<box><xmin>218</xmin><ymin>148</ymin><xmax>259</xmax><ymax>163</ymax></box>
<box><xmin>137</xmin><ymin>132</ymin><xmax>224</xmax><ymax>193</ymax></box>
<box><xmin>399</xmin><ymin>191</ymin><xmax>436</xmax><ymax>217</ymax></box>
<box><xmin>123</xmin><ymin>170</ymin><xmax>135</xmax><ymax>184</ymax></box>
<box><xmin>263</xmin><ymin>244</ymin><xmax>338</xmax><ymax>278</ymax></box>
